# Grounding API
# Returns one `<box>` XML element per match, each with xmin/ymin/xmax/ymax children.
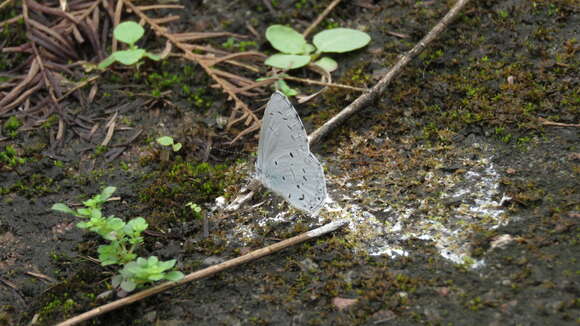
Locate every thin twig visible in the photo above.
<box><xmin>303</xmin><ymin>0</ymin><xmax>341</xmax><ymax>38</ymax></box>
<box><xmin>56</xmin><ymin>219</ymin><xmax>349</xmax><ymax>326</ymax></box>
<box><xmin>282</xmin><ymin>75</ymin><xmax>368</xmax><ymax>92</ymax></box>
<box><xmin>538</xmin><ymin>117</ymin><xmax>580</xmax><ymax>128</ymax></box>
<box><xmin>308</xmin><ymin>0</ymin><xmax>472</xmax><ymax>146</ymax></box>
<box><xmin>0</xmin><ymin>0</ymin><xmax>14</xmax><ymax>11</ymax></box>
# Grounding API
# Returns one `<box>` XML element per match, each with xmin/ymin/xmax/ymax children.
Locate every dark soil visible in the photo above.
<box><xmin>1</xmin><ymin>0</ymin><xmax>578</xmax><ymax>325</ymax></box>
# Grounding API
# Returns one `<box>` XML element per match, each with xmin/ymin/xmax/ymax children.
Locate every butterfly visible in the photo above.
<box><xmin>255</xmin><ymin>92</ymin><xmax>327</xmax><ymax>214</ymax></box>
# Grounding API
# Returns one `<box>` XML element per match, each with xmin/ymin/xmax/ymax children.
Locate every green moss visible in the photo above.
<box><xmin>139</xmin><ymin>161</ymin><xmax>240</xmax><ymax>225</ymax></box>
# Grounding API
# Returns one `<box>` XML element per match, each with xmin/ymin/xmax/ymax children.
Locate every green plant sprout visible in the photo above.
<box><xmin>265</xmin><ymin>25</ymin><xmax>370</xmax><ymax>71</ymax></box>
<box><xmin>98</xmin><ymin>21</ymin><xmax>160</xmax><ymax>69</ymax></box>
<box><xmin>52</xmin><ymin>186</ymin><xmax>184</xmax><ymax>293</ymax></box>
<box><xmin>112</xmin><ymin>256</ymin><xmax>182</xmax><ymax>292</ymax></box>
<box><xmin>186</xmin><ymin>202</ymin><xmax>208</xmax><ymax>238</ymax></box>
<box><xmin>185</xmin><ymin>202</ymin><xmax>202</xmax><ymax>219</ymax></box>
<box><xmin>3</xmin><ymin>116</ymin><xmax>22</xmax><ymax>138</ymax></box>
<box><xmin>264</xmin><ymin>25</ymin><xmax>370</xmax><ymax>95</ymax></box>
<box><xmin>0</xmin><ymin>145</ymin><xmax>26</xmax><ymax>167</ymax></box>
<box><xmin>156</xmin><ymin>136</ymin><xmax>182</xmax><ymax>152</ymax></box>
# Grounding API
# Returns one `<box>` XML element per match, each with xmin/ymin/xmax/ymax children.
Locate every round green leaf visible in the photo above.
<box><xmin>266</xmin><ymin>25</ymin><xmax>308</xmax><ymax>54</ymax></box>
<box><xmin>144</xmin><ymin>52</ymin><xmax>161</xmax><ymax>61</ymax></box>
<box><xmin>265</xmin><ymin>54</ymin><xmax>311</xmax><ymax>70</ymax></box>
<box><xmin>120</xmin><ymin>279</ymin><xmax>136</xmax><ymax>292</ymax></box>
<box><xmin>314</xmin><ymin>57</ymin><xmax>338</xmax><ymax>72</ymax></box>
<box><xmin>304</xmin><ymin>44</ymin><xmax>316</xmax><ymax>54</ymax></box>
<box><xmin>114</xmin><ymin>21</ymin><xmax>144</xmax><ymax>45</ymax></box>
<box><xmin>98</xmin><ymin>55</ymin><xmax>116</xmax><ymax>69</ymax></box>
<box><xmin>313</xmin><ymin>28</ymin><xmax>371</xmax><ymax>53</ymax></box>
<box><xmin>112</xmin><ymin>49</ymin><xmax>145</xmax><ymax>65</ymax></box>
<box><xmin>156</xmin><ymin>136</ymin><xmax>174</xmax><ymax>146</ymax></box>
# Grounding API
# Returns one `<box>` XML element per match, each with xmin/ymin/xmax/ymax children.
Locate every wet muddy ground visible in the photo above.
<box><xmin>0</xmin><ymin>0</ymin><xmax>578</xmax><ymax>325</ymax></box>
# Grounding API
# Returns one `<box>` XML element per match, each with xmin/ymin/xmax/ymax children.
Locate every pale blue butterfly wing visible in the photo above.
<box><xmin>256</xmin><ymin>92</ymin><xmax>327</xmax><ymax>214</ymax></box>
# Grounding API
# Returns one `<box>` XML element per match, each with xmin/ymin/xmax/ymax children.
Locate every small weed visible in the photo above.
<box><xmin>98</xmin><ymin>21</ymin><xmax>160</xmax><ymax>69</ymax></box>
<box><xmin>0</xmin><ymin>145</ymin><xmax>26</xmax><ymax>167</ymax></box>
<box><xmin>52</xmin><ymin>187</ymin><xmax>184</xmax><ymax>293</ymax></box>
<box><xmin>157</xmin><ymin>136</ymin><xmax>182</xmax><ymax>152</ymax></box>
<box><xmin>3</xmin><ymin>116</ymin><xmax>22</xmax><ymax>137</ymax></box>
<box><xmin>263</xmin><ymin>25</ymin><xmax>371</xmax><ymax>95</ymax></box>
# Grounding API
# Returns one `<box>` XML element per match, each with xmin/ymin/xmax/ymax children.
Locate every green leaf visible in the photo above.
<box><xmin>313</xmin><ymin>56</ymin><xmax>338</xmax><ymax>72</ymax></box>
<box><xmin>126</xmin><ymin>217</ymin><xmax>148</xmax><ymax>234</ymax></box>
<box><xmin>98</xmin><ymin>55</ymin><xmax>117</xmax><ymax>69</ymax></box>
<box><xmin>313</xmin><ymin>28</ymin><xmax>371</xmax><ymax>53</ymax></box>
<box><xmin>144</xmin><ymin>52</ymin><xmax>161</xmax><ymax>61</ymax></box>
<box><xmin>98</xmin><ymin>244</ymin><xmax>121</xmax><ymax>266</ymax></box>
<box><xmin>265</xmin><ymin>54</ymin><xmax>311</xmax><ymax>70</ymax></box>
<box><xmin>111</xmin><ymin>275</ymin><xmax>122</xmax><ymax>288</ymax></box>
<box><xmin>304</xmin><ymin>44</ymin><xmax>316</xmax><ymax>55</ymax></box>
<box><xmin>156</xmin><ymin>136</ymin><xmax>174</xmax><ymax>146</ymax></box>
<box><xmin>172</xmin><ymin>143</ymin><xmax>182</xmax><ymax>152</ymax></box>
<box><xmin>52</xmin><ymin>203</ymin><xmax>76</xmax><ymax>215</ymax></box>
<box><xmin>112</xmin><ymin>49</ymin><xmax>146</xmax><ymax>65</ymax></box>
<box><xmin>276</xmin><ymin>80</ymin><xmax>298</xmax><ymax>97</ymax></box>
<box><xmin>148</xmin><ymin>256</ymin><xmax>159</xmax><ymax>265</ymax></box>
<box><xmin>106</xmin><ymin>217</ymin><xmax>125</xmax><ymax>231</ymax></box>
<box><xmin>159</xmin><ymin>259</ymin><xmax>176</xmax><ymax>271</ymax></box>
<box><xmin>100</xmin><ymin>187</ymin><xmax>117</xmax><ymax>201</ymax></box>
<box><xmin>266</xmin><ymin>25</ymin><xmax>308</xmax><ymax>54</ymax></box>
<box><xmin>165</xmin><ymin>271</ymin><xmax>184</xmax><ymax>281</ymax></box>
<box><xmin>147</xmin><ymin>273</ymin><xmax>164</xmax><ymax>281</ymax></box>
<box><xmin>114</xmin><ymin>21</ymin><xmax>144</xmax><ymax>45</ymax></box>
<box><xmin>120</xmin><ymin>279</ymin><xmax>136</xmax><ymax>292</ymax></box>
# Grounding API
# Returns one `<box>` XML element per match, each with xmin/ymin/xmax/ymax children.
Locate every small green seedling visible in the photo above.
<box><xmin>265</xmin><ymin>25</ymin><xmax>370</xmax><ymax>72</ymax></box>
<box><xmin>0</xmin><ymin>145</ymin><xmax>26</xmax><ymax>167</ymax></box>
<box><xmin>112</xmin><ymin>256</ymin><xmax>183</xmax><ymax>292</ymax></box>
<box><xmin>52</xmin><ymin>187</ymin><xmax>184</xmax><ymax>293</ymax></box>
<box><xmin>156</xmin><ymin>136</ymin><xmax>182</xmax><ymax>152</ymax></box>
<box><xmin>264</xmin><ymin>25</ymin><xmax>370</xmax><ymax>95</ymax></box>
<box><xmin>3</xmin><ymin>116</ymin><xmax>22</xmax><ymax>138</ymax></box>
<box><xmin>186</xmin><ymin>202</ymin><xmax>202</xmax><ymax>219</ymax></box>
<box><xmin>98</xmin><ymin>21</ymin><xmax>160</xmax><ymax>69</ymax></box>
<box><xmin>186</xmin><ymin>202</ymin><xmax>208</xmax><ymax>237</ymax></box>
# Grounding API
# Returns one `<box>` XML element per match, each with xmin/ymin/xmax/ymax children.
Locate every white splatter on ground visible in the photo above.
<box><xmin>225</xmin><ymin>153</ymin><xmax>510</xmax><ymax>269</ymax></box>
<box><xmin>326</xmin><ymin>155</ymin><xmax>510</xmax><ymax>268</ymax></box>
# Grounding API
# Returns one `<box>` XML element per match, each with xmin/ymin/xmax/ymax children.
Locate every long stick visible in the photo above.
<box><xmin>308</xmin><ymin>0</ymin><xmax>471</xmax><ymax>146</ymax></box>
<box><xmin>57</xmin><ymin>219</ymin><xmax>349</xmax><ymax>326</ymax></box>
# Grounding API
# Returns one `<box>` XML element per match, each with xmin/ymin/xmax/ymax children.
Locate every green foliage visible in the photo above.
<box><xmin>156</xmin><ymin>136</ymin><xmax>182</xmax><ymax>152</ymax></box>
<box><xmin>3</xmin><ymin>116</ymin><xmax>22</xmax><ymax>137</ymax></box>
<box><xmin>98</xmin><ymin>21</ymin><xmax>160</xmax><ymax>69</ymax></box>
<box><xmin>51</xmin><ymin>187</ymin><xmax>183</xmax><ymax>292</ymax></box>
<box><xmin>221</xmin><ymin>37</ymin><xmax>257</xmax><ymax>51</ymax></box>
<box><xmin>265</xmin><ymin>25</ymin><xmax>370</xmax><ymax>71</ymax></box>
<box><xmin>264</xmin><ymin>24</ymin><xmax>370</xmax><ymax>95</ymax></box>
<box><xmin>0</xmin><ymin>145</ymin><xmax>26</xmax><ymax>167</ymax></box>
<box><xmin>186</xmin><ymin>202</ymin><xmax>203</xmax><ymax>219</ymax></box>
<box><xmin>112</xmin><ymin>257</ymin><xmax>184</xmax><ymax>292</ymax></box>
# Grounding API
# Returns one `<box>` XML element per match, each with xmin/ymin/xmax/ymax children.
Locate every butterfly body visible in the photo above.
<box><xmin>255</xmin><ymin>92</ymin><xmax>327</xmax><ymax>214</ymax></box>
